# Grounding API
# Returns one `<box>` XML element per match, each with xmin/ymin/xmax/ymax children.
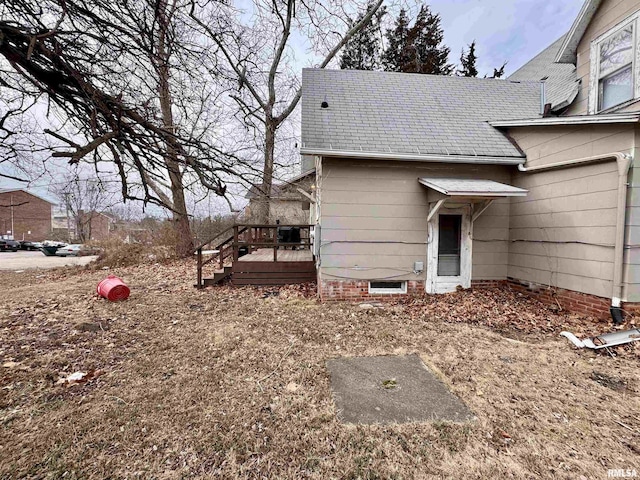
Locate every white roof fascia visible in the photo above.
<box><xmin>555</xmin><ymin>0</ymin><xmax>602</xmax><ymax>64</ymax></box>
<box><xmin>418</xmin><ymin>178</ymin><xmax>529</xmax><ymax>197</ymax></box>
<box><xmin>299</xmin><ymin>148</ymin><xmax>525</xmax><ymax>165</ymax></box>
<box><xmin>490</xmin><ymin>113</ymin><xmax>640</xmax><ymax>128</ymax></box>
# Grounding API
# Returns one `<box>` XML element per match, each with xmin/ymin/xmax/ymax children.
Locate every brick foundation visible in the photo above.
<box><xmin>319</xmin><ymin>280</ymin><xmax>424</xmax><ymax>302</ymax></box>
<box><xmin>320</xmin><ymin>277</ymin><xmax>640</xmax><ymax>319</ymax></box>
<box><xmin>506</xmin><ymin>278</ymin><xmax>614</xmax><ymax>319</ymax></box>
<box><xmin>471</xmin><ymin>279</ymin><xmax>507</xmax><ymax>288</ymax></box>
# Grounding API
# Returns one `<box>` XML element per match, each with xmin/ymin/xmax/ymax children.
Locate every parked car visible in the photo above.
<box><xmin>41</xmin><ymin>241</ymin><xmax>67</xmax><ymax>256</ymax></box>
<box><xmin>55</xmin><ymin>244</ymin><xmax>83</xmax><ymax>257</ymax></box>
<box><xmin>19</xmin><ymin>241</ymin><xmax>42</xmax><ymax>251</ymax></box>
<box><xmin>0</xmin><ymin>240</ymin><xmax>20</xmax><ymax>252</ymax></box>
<box><xmin>55</xmin><ymin>244</ymin><xmax>100</xmax><ymax>257</ymax></box>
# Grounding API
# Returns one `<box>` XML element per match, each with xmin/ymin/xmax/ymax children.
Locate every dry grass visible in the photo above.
<box><xmin>91</xmin><ymin>239</ymin><xmax>176</xmax><ymax>268</ymax></box>
<box><xmin>1</xmin><ymin>261</ymin><xmax>639</xmax><ymax>479</ymax></box>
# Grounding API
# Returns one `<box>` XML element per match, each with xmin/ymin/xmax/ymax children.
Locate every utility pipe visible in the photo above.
<box><xmin>517</xmin><ymin>152</ymin><xmax>633</xmax><ymax>323</ymax></box>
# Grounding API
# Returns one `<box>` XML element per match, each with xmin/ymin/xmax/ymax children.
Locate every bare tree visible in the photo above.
<box><xmin>0</xmin><ymin>0</ymin><xmax>253</xmax><ymax>255</ymax></box>
<box><xmin>53</xmin><ymin>173</ymin><xmax>114</xmax><ymax>242</ymax></box>
<box><xmin>188</xmin><ymin>0</ymin><xmax>384</xmax><ymax>222</ymax></box>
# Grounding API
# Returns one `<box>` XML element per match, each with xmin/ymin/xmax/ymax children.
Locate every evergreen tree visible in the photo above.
<box><xmin>340</xmin><ymin>3</ymin><xmax>387</xmax><ymax>70</ymax></box>
<box><xmin>381</xmin><ymin>9</ymin><xmax>412</xmax><ymax>72</ymax></box>
<box><xmin>408</xmin><ymin>5</ymin><xmax>453</xmax><ymax>74</ymax></box>
<box><xmin>457</xmin><ymin>40</ymin><xmax>478</xmax><ymax>77</ymax></box>
<box><xmin>382</xmin><ymin>6</ymin><xmax>452</xmax><ymax>75</ymax></box>
<box><xmin>491</xmin><ymin>61</ymin><xmax>507</xmax><ymax>78</ymax></box>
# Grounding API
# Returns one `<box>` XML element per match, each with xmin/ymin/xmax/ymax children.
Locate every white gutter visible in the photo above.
<box><xmin>517</xmin><ymin>152</ymin><xmax>633</xmax><ymax>315</ymax></box>
<box><xmin>299</xmin><ymin>148</ymin><xmax>525</xmax><ymax>165</ymax></box>
<box><xmin>490</xmin><ymin>113</ymin><xmax>640</xmax><ymax>128</ymax></box>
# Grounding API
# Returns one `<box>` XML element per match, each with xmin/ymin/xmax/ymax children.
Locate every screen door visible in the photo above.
<box><xmin>426</xmin><ymin>207</ymin><xmax>471</xmax><ymax>294</ymax></box>
<box><xmin>437</xmin><ymin>215</ymin><xmax>461</xmax><ymax>276</ymax></box>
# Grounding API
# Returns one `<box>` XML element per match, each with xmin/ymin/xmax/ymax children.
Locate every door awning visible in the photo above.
<box><xmin>418</xmin><ymin>178</ymin><xmax>528</xmax><ymax>197</ymax></box>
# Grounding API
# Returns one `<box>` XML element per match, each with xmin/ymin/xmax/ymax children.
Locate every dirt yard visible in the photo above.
<box><xmin>1</xmin><ymin>260</ymin><xmax>639</xmax><ymax>479</ymax></box>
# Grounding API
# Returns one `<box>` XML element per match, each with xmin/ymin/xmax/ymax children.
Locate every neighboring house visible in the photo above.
<box><xmin>110</xmin><ymin>221</ymin><xmax>152</xmax><ymax>244</ymax></box>
<box><xmin>300</xmin><ymin>0</ymin><xmax>640</xmax><ymax>320</ymax></box>
<box><xmin>52</xmin><ymin>209</ymin><xmax>75</xmax><ymax>240</ymax></box>
<box><xmin>0</xmin><ymin>188</ymin><xmax>54</xmax><ymax>241</ymax></box>
<box><xmin>51</xmin><ymin>210</ymin><xmax>115</xmax><ymax>241</ymax></box>
<box><xmin>76</xmin><ymin>210</ymin><xmax>114</xmax><ymax>241</ymax></box>
<box><xmin>244</xmin><ymin>170</ymin><xmax>315</xmax><ymax>224</ymax></box>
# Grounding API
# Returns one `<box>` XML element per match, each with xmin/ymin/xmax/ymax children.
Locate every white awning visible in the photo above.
<box><xmin>418</xmin><ymin>178</ymin><xmax>528</xmax><ymax>197</ymax></box>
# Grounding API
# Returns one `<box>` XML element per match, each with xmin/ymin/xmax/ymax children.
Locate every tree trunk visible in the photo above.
<box><xmin>255</xmin><ymin>114</ymin><xmax>276</xmax><ymax>224</ymax></box>
<box><xmin>156</xmin><ymin>0</ymin><xmax>194</xmax><ymax>257</ymax></box>
<box><xmin>166</xmin><ymin>158</ymin><xmax>193</xmax><ymax>256</ymax></box>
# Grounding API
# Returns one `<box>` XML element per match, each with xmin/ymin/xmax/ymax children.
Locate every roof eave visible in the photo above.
<box><xmin>299</xmin><ymin>148</ymin><xmax>525</xmax><ymax>165</ymax></box>
<box><xmin>490</xmin><ymin>112</ymin><xmax>640</xmax><ymax>128</ymax></box>
<box><xmin>417</xmin><ymin>179</ymin><xmax>528</xmax><ymax>197</ymax></box>
<box><xmin>285</xmin><ymin>168</ymin><xmax>316</xmax><ymax>184</ymax></box>
<box><xmin>550</xmin><ymin>83</ymin><xmax>581</xmax><ymax>113</ymax></box>
<box><xmin>0</xmin><ymin>188</ymin><xmax>57</xmax><ymax>205</ymax></box>
<box><xmin>555</xmin><ymin>0</ymin><xmax>603</xmax><ymax>64</ymax></box>
<box><xmin>445</xmin><ymin>191</ymin><xmax>528</xmax><ymax>197</ymax></box>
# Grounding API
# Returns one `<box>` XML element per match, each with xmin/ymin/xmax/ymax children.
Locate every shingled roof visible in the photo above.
<box><xmin>508</xmin><ymin>35</ymin><xmax>580</xmax><ymax>112</ymax></box>
<box><xmin>300</xmin><ymin>69</ymin><xmax>541</xmax><ymax>163</ymax></box>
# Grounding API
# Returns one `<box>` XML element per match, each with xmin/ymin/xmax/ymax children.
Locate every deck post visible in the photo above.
<box><xmin>233</xmin><ymin>225</ymin><xmax>239</xmax><ymax>261</ymax></box>
<box><xmin>219</xmin><ymin>246</ymin><xmax>224</xmax><ymax>269</ymax></box>
<box><xmin>196</xmin><ymin>248</ymin><xmax>203</xmax><ymax>288</ymax></box>
<box><xmin>274</xmin><ymin>226</ymin><xmax>278</xmax><ymax>262</ymax></box>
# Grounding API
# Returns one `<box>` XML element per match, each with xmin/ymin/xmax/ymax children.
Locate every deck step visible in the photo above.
<box><xmin>202</xmin><ymin>266</ymin><xmax>232</xmax><ymax>286</ymax></box>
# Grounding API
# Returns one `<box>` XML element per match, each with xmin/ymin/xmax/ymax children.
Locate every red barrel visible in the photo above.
<box><xmin>97</xmin><ymin>275</ymin><xmax>130</xmax><ymax>301</ymax></box>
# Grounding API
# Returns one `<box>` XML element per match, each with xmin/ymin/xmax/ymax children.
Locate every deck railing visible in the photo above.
<box><xmin>195</xmin><ymin>224</ymin><xmax>314</xmax><ymax>288</ymax></box>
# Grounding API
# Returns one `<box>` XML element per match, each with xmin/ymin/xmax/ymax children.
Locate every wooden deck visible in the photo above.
<box><xmin>196</xmin><ymin>225</ymin><xmax>317</xmax><ymax>287</ymax></box>
<box><xmin>238</xmin><ymin>249</ymin><xmax>313</xmax><ymax>262</ymax></box>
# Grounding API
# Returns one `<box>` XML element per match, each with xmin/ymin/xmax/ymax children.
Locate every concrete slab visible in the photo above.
<box><xmin>326</xmin><ymin>354</ymin><xmax>474</xmax><ymax>424</ymax></box>
<box><xmin>0</xmin><ymin>251</ymin><xmax>98</xmax><ymax>270</ymax></box>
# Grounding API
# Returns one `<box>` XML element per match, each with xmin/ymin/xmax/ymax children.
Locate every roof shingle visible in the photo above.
<box><xmin>508</xmin><ymin>35</ymin><xmax>580</xmax><ymax>111</ymax></box>
<box><xmin>301</xmin><ymin>69</ymin><xmax>541</xmax><ymax>161</ymax></box>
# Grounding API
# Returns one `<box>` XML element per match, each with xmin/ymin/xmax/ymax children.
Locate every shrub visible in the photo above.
<box><xmin>91</xmin><ymin>239</ymin><xmax>176</xmax><ymax>268</ymax></box>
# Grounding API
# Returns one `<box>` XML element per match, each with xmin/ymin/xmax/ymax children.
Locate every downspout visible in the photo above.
<box><xmin>517</xmin><ymin>152</ymin><xmax>633</xmax><ymax>324</ymax></box>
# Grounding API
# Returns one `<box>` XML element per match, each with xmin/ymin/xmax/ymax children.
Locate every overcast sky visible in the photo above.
<box><xmin>1</xmin><ymin>0</ymin><xmax>586</xmax><ymax>210</ymax></box>
<box><xmin>430</xmin><ymin>0</ymin><xmax>584</xmax><ymax>76</ymax></box>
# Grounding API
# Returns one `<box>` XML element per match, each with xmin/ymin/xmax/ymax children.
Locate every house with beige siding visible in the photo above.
<box><xmin>244</xmin><ymin>171</ymin><xmax>315</xmax><ymax>224</ymax></box>
<box><xmin>299</xmin><ymin>0</ymin><xmax>640</xmax><ymax>321</ymax></box>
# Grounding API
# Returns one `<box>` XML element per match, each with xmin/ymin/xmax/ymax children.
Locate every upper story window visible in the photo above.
<box><xmin>589</xmin><ymin>13</ymin><xmax>640</xmax><ymax>113</ymax></box>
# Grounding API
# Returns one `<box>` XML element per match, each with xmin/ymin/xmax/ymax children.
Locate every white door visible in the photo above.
<box><xmin>426</xmin><ymin>206</ymin><xmax>471</xmax><ymax>294</ymax></box>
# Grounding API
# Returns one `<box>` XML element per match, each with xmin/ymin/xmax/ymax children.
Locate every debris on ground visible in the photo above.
<box><xmin>590</xmin><ymin>371</ymin><xmax>628</xmax><ymax>392</ymax></box>
<box><xmin>1</xmin><ymin>259</ymin><xmax>639</xmax><ymax>478</ymax></box>
<box><xmin>97</xmin><ymin>275</ymin><xmax>131</xmax><ymax>301</ymax></box>
<box><xmin>56</xmin><ymin>370</ymin><xmax>104</xmax><ymax>386</ymax></box>
<box><xmin>251</xmin><ymin>282</ymin><xmax>317</xmax><ymax>299</ymax></box>
<box><xmin>396</xmin><ymin>288</ymin><xmax>631</xmax><ymax>334</ymax></box>
<box><xmin>561</xmin><ymin>328</ymin><xmax>640</xmax><ymax>350</ymax></box>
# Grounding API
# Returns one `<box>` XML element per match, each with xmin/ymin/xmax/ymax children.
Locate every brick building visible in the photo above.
<box><xmin>77</xmin><ymin>211</ymin><xmax>114</xmax><ymax>241</ymax></box>
<box><xmin>0</xmin><ymin>189</ymin><xmax>55</xmax><ymax>241</ymax></box>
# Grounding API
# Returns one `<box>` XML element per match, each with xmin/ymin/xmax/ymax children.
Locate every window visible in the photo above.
<box><xmin>368</xmin><ymin>281</ymin><xmax>407</xmax><ymax>294</ymax></box>
<box><xmin>437</xmin><ymin>214</ymin><xmax>462</xmax><ymax>276</ymax></box>
<box><xmin>590</xmin><ymin>14</ymin><xmax>640</xmax><ymax>113</ymax></box>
